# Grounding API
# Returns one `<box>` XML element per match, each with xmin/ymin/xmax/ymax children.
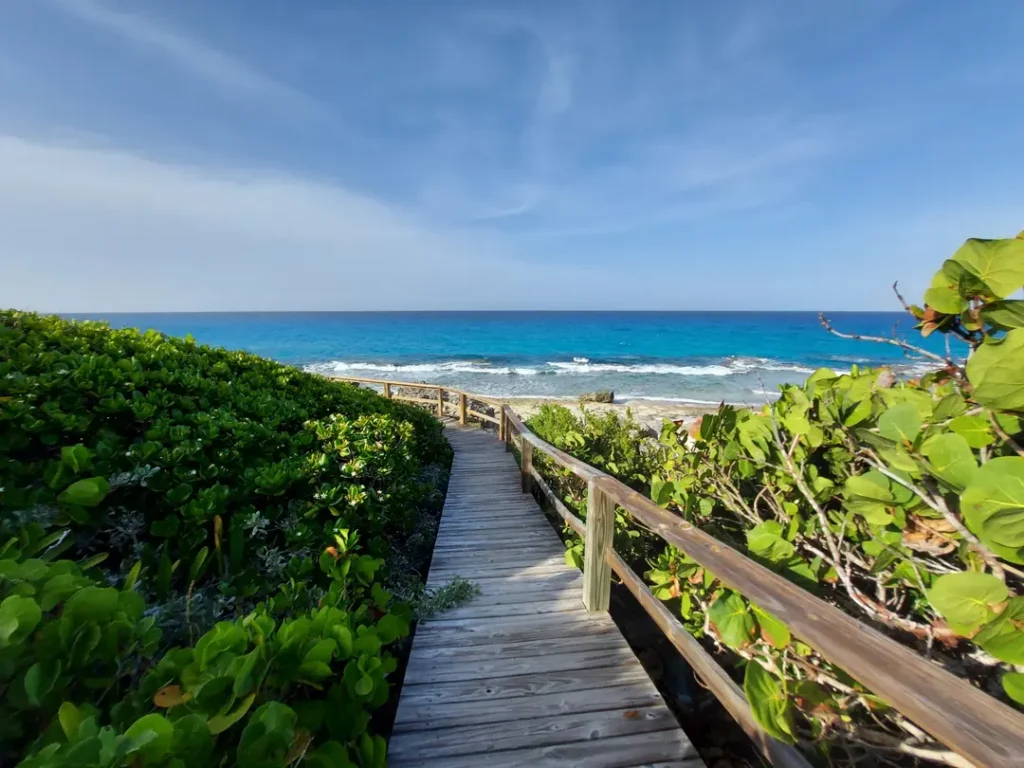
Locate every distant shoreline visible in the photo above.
<box><xmin>322</xmin><ymin>374</ymin><xmax>746</xmax><ymax>430</ymax></box>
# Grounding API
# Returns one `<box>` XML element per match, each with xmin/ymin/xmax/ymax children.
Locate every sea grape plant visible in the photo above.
<box><xmin>527</xmin><ymin>233</ymin><xmax>1024</xmax><ymax>765</ymax></box>
<box><xmin>0</xmin><ymin>311</ymin><xmax>451</xmax><ymax>766</ymax></box>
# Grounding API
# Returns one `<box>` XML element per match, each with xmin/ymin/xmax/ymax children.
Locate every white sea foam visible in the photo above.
<box><xmin>615</xmin><ymin>394</ymin><xmax>724</xmax><ymax>405</ymax></box>
<box><xmin>546</xmin><ymin>361</ymin><xmax>735</xmax><ymax>376</ymax></box>
<box><xmin>305</xmin><ymin>356</ymin><xmax>826</xmax><ymax>378</ymax></box>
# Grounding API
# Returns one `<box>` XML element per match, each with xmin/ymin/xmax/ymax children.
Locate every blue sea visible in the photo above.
<box><xmin>66</xmin><ymin>312</ymin><xmax>949</xmax><ymax>405</ymax></box>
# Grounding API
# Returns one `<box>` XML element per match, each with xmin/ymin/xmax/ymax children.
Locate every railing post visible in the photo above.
<box><xmin>520</xmin><ymin>439</ymin><xmax>533</xmax><ymax>494</ymax></box>
<box><xmin>458</xmin><ymin>392</ymin><xmax>467</xmax><ymax>425</ymax></box>
<box><xmin>583</xmin><ymin>480</ymin><xmax>614</xmax><ymax>613</ymax></box>
<box><xmin>383</xmin><ymin>382</ymin><xmax>391</xmax><ymax>399</ymax></box>
<box><xmin>503</xmin><ymin>407</ymin><xmax>511</xmax><ymax>451</ymax></box>
<box><xmin>436</xmin><ymin>388</ymin><xmax>444</xmax><ymax>418</ymax></box>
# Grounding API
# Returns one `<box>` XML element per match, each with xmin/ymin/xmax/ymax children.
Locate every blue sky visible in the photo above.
<box><xmin>0</xmin><ymin>0</ymin><xmax>1021</xmax><ymax>311</ymax></box>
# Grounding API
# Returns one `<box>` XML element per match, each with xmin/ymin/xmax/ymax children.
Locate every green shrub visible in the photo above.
<box><xmin>527</xmin><ymin>235</ymin><xmax>1024</xmax><ymax>764</ymax></box>
<box><xmin>0</xmin><ymin>311</ymin><xmax>450</xmax><ymax>766</ymax></box>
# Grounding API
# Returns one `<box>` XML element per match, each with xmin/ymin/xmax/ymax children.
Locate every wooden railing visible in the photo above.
<box><xmin>331</xmin><ymin>376</ymin><xmax>1024</xmax><ymax>767</ymax></box>
<box><xmin>331</xmin><ymin>376</ymin><xmax>503</xmax><ymax>428</ymax></box>
<box><xmin>498</xmin><ymin>405</ymin><xmax>1024</xmax><ymax>768</ymax></box>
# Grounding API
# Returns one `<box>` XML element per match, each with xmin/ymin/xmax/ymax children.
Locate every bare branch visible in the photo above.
<box><xmin>990</xmin><ymin>410</ymin><xmax>1024</xmax><ymax>459</ymax></box>
<box><xmin>862</xmin><ymin>452</ymin><xmax>1007</xmax><ymax>583</ymax></box>
<box><xmin>819</xmin><ymin>313</ymin><xmax>953</xmax><ymax>367</ymax></box>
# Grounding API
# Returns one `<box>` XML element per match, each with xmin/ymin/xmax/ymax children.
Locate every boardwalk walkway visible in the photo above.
<box><xmin>389</xmin><ymin>425</ymin><xmax>703</xmax><ymax>767</ymax></box>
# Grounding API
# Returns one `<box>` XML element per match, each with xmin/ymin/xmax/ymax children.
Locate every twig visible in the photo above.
<box><xmin>990</xmin><ymin>410</ymin><xmax>1024</xmax><ymax>458</ymax></box>
<box><xmin>819</xmin><ymin>313</ymin><xmax>952</xmax><ymax>367</ymax></box>
<box><xmin>862</xmin><ymin>452</ymin><xmax>1007</xmax><ymax>582</ymax></box>
<box><xmin>855</xmin><ymin>730</ymin><xmax>975</xmax><ymax>768</ymax></box>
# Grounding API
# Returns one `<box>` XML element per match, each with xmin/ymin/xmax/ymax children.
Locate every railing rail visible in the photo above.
<box><xmin>331</xmin><ymin>375</ymin><xmax>503</xmax><ymax>428</ymax></box>
<box><xmin>500</xmin><ymin>406</ymin><xmax>1024</xmax><ymax>768</ymax></box>
<box><xmin>332</xmin><ymin>375</ymin><xmax>1024</xmax><ymax>767</ymax></box>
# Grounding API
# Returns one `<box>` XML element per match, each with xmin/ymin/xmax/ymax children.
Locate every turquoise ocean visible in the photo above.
<box><xmin>67</xmin><ymin>312</ymin><xmax>948</xmax><ymax>405</ymax></box>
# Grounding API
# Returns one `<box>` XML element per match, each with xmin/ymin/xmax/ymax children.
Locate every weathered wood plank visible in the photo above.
<box><xmin>406</xmin><ymin>632</ymin><xmax>615</xmax><ymax>663</ymax></box>
<box><xmin>388</xmin><ymin>730</ymin><xmax>700</xmax><ymax>768</ymax></box>
<box><xmin>404</xmin><ymin>646</ymin><xmax>637</xmax><ymax>684</ymax></box>
<box><xmin>396</xmin><ymin>664</ymin><xmax>653</xmax><ymax>706</ymax></box>
<box><xmin>393</xmin><ymin>682</ymin><xmax>665</xmax><ymax>731</ymax></box>
<box><xmin>425</xmin><ymin>597</ymin><xmax>585</xmax><ymax>621</ymax></box>
<box><xmin>388</xmin><ymin>706</ymin><xmax>680</xmax><ymax>760</ymax></box>
<box><xmin>412</xmin><ymin>612</ymin><xmax>618</xmax><ymax>647</ymax></box>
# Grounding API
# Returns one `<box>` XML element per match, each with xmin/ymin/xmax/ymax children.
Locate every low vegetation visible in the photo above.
<box><xmin>527</xmin><ymin>234</ymin><xmax>1024</xmax><ymax>765</ymax></box>
<box><xmin>0</xmin><ymin>312</ymin><xmax>452</xmax><ymax>767</ymax></box>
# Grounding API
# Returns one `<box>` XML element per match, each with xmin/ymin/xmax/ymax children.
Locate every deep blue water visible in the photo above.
<box><xmin>65</xmin><ymin>312</ymin><xmax>950</xmax><ymax>404</ymax></box>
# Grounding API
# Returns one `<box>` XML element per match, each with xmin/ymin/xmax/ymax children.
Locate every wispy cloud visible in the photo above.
<box><xmin>49</xmin><ymin>0</ymin><xmax>318</xmax><ymax>113</ymax></box>
<box><xmin>0</xmin><ymin>135</ymin><xmax>619</xmax><ymax>311</ymax></box>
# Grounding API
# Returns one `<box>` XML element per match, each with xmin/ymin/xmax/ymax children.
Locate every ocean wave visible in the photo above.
<box><xmin>615</xmin><ymin>394</ymin><xmax>725</xmax><ymax>405</ymax></box>
<box><xmin>547</xmin><ymin>361</ymin><xmax>735</xmax><ymax>376</ymax></box>
<box><xmin>304</xmin><ymin>360</ymin><xmax>542</xmax><ymax>376</ymax></box>
<box><xmin>306</xmin><ymin>356</ymin><xmax>829</xmax><ymax>378</ymax></box>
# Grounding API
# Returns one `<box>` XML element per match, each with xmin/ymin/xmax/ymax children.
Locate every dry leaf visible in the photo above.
<box><xmin>153</xmin><ymin>684</ymin><xmax>192</xmax><ymax>708</ymax></box>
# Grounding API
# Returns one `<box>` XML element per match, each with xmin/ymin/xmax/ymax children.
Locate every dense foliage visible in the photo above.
<box><xmin>0</xmin><ymin>311</ymin><xmax>451</xmax><ymax>767</ymax></box>
<box><xmin>528</xmin><ymin>234</ymin><xmax>1024</xmax><ymax>765</ymax></box>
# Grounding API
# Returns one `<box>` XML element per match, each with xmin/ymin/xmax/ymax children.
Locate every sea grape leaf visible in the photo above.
<box><xmin>1003</xmin><ymin>672</ymin><xmax>1024</xmax><ymax>705</ymax></box>
<box><xmin>708</xmin><ymin>592</ymin><xmax>756</xmax><ymax>649</ymax></box>
<box><xmin>926</xmin><ymin>571</ymin><xmax>1008</xmax><ymax>634</ymax></box>
<box><xmin>924</xmin><ymin>269</ymin><xmax>967</xmax><ymax>314</ymax></box>
<box><xmin>743</xmin><ymin>662</ymin><xmax>794</xmax><ymax>744</ymax></box>
<box><xmin>981</xmin><ymin>300</ymin><xmax>1024</xmax><ymax>330</ymax></box>
<box><xmin>952</xmin><ymin>237</ymin><xmax>1024</xmax><ymax>299</ymax></box>
<box><xmin>878</xmin><ymin>403</ymin><xmax>921</xmax><ymax>444</ymax></box>
<box><xmin>64</xmin><ymin>586</ymin><xmax>118</xmax><ymax>623</ymax></box>
<box><xmin>57</xmin><ymin>477</ymin><xmax>110</xmax><ymax>507</ymax></box>
<box><xmin>208</xmin><ymin>692</ymin><xmax>256</xmax><ymax>734</ymax></box>
<box><xmin>844</xmin><ymin>470</ymin><xmax>894</xmax><ymax>502</ymax></box>
<box><xmin>745</xmin><ymin>521</ymin><xmax>795</xmax><ymax>563</ymax></box>
<box><xmin>961</xmin><ymin>457</ymin><xmax>1024</xmax><ymax>563</ymax></box>
<box><xmin>974</xmin><ymin>598</ymin><xmax>1024</xmax><ymax>663</ymax></box>
<box><xmin>966</xmin><ymin>330</ymin><xmax>1024</xmax><ymax>412</ymax></box>
<box><xmin>124</xmin><ymin>713</ymin><xmax>174</xmax><ymax>762</ymax></box>
<box><xmin>751</xmin><ymin>604</ymin><xmax>791</xmax><ymax>649</ymax></box>
<box><xmin>60</xmin><ymin>444</ymin><xmax>93</xmax><ymax>473</ymax></box>
<box><xmin>921</xmin><ymin>433</ymin><xmax>978</xmax><ymax>489</ymax></box>
<box><xmin>949</xmin><ymin>414</ymin><xmax>994</xmax><ymax>448</ymax></box>
<box><xmin>0</xmin><ymin>595</ymin><xmax>42</xmax><ymax>646</ymax></box>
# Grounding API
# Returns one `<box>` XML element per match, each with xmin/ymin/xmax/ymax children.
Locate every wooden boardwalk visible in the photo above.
<box><xmin>390</xmin><ymin>425</ymin><xmax>703</xmax><ymax>767</ymax></box>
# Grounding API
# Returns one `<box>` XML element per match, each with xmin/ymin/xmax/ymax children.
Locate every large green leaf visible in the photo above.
<box><xmin>57</xmin><ymin>477</ymin><xmax>110</xmax><ymax>507</ymax></box>
<box><xmin>752</xmin><ymin>604</ymin><xmax>791</xmax><ymax>648</ymax></box>
<box><xmin>0</xmin><ymin>594</ymin><xmax>42</xmax><ymax>646</ymax></box>
<box><xmin>949</xmin><ymin>414</ymin><xmax>994</xmax><ymax>448</ymax></box>
<box><xmin>844</xmin><ymin>470</ymin><xmax>894</xmax><ymax>502</ymax></box>
<box><xmin>926</xmin><ymin>571</ymin><xmax>1007</xmax><ymax>634</ymax></box>
<box><xmin>921</xmin><ymin>433</ymin><xmax>978</xmax><ymax>489</ymax></box>
<box><xmin>878</xmin><ymin>403</ymin><xmax>921</xmax><ymax>443</ymax></box>
<box><xmin>743</xmin><ymin>662</ymin><xmax>794</xmax><ymax>744</ymax></box>
<box><xmin>708</xmin><ymin>592</ymin><xmax>756</xmax><ymax>649</ymax></box>
<box><xmin>975</xmin><ymin>598</ymin><xmax>1024</xmax><ymax>665</ymax></box>
<box><xmin>967</xmin><ymin>330</ymin><xmax>1024</xmax><ymax>412</ymax></box>
<box><xmin>924</xmin><ymin>269</ymin><xmax>967</xmax><ymax>314</ymax></box>
<box><xmin>1003</xmin><ymin>672</ymin><xmax>1024</xmax><ymax>705</ymax></box>
<box><xmin>746</xmin><ymin>521</ymin><xmax>796</xmax><ymax>563</ymax></box>
<box><xmin>981</xmin><ymin>300</ymin><xmax>1024</xmax><ymax>330</ymax></box>
<box><xmin>961</xmin><ymin>456</ymin><xmax>1024</xmax><ymax>563</ymax></box>
<box><xmin>952</xmin><ymin>237</ymin><xmax>1024</xmax><ymax>299</ymax></box>
<box><xmin>124</xmin><ymin>713</ymin><xmax>174</xmax><ymax>762</ymax></box>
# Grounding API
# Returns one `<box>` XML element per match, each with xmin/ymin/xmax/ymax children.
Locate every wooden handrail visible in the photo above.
<box><xmin>501</xmin><ymin>403</ymin><xmax>1024</xmax><ymax>768</ymax></box>
<box><xmin>330</xmin><ymin>375</ymin><xmax>502</xmax><ymax>425</ymax></box>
